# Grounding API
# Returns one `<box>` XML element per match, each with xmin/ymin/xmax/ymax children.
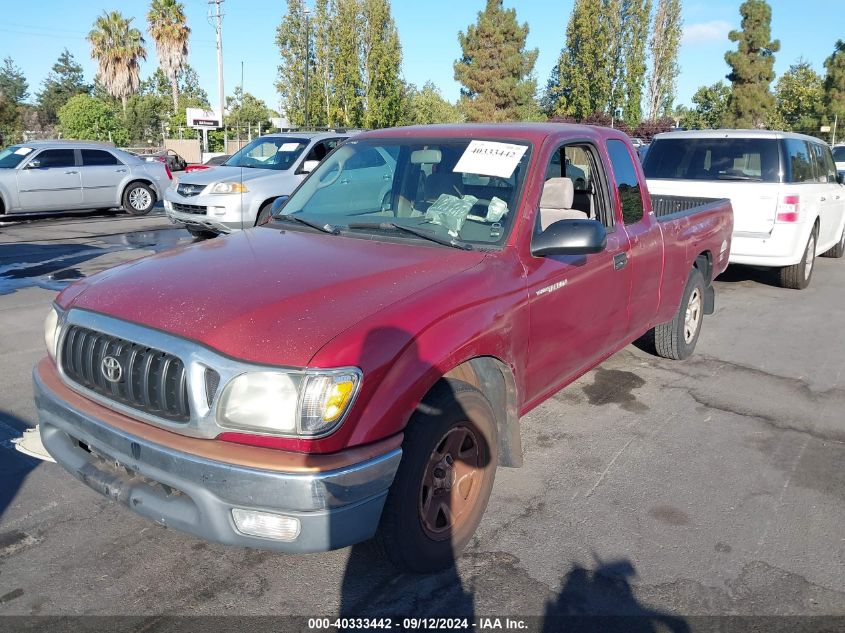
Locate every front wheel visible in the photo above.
<box><xmin>654</xmin><ymin>267</ymin><xmax>706</xmax><ymax>361</ymax></box>
<box><xmin>122</xmin><ymin>183</ymin><xmax>156</xmax><ymax>215</ymax></box>
<box><xmin>778</xmin><ymin>228</ymin><xmax>816</xmax><ymax>289</ymax></box>
<box><xmin>375</xmin><ymin>380</ymin><xmax>498</xmax><ymax>573</ymax></box>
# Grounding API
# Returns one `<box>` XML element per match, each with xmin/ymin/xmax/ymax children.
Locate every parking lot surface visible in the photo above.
<box><xmin>0</xmin><ymin>210</ymin><xmax>843</xmax><ymax>622</ymax></box>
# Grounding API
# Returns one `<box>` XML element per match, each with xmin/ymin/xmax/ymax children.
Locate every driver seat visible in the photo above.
<box><xmin>538</xmin><ymin>177</ymin><xmax>588</xmax><ymax>230</ymax></box>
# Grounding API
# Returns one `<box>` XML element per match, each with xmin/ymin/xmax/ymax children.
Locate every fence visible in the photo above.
<box><xmin>164</xmin><ymin>139</ymin><xmax>202</xmax><ymax>164</ymax></box>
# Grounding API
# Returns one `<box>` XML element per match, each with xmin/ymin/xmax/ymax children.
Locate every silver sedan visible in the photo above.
<box><xmin>0</xmin><ymin>141</ymin><xmax>172</xmax><ymax>216</ymax></box>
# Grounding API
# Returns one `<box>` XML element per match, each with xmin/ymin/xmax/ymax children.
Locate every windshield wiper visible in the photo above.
<box><xmin>716</xmin><ymin>174</ymin><xmax>761</xmax><ymax>181</ymax></box>
<box><xmin>277</xmin><ymin>214</ymin><xmax>340</xmax><ymax>235</ymax></box>
<box><xmin>345</xmin><ymin>222</ymin><xmax>474</xmax><ymax>251</ymax></box>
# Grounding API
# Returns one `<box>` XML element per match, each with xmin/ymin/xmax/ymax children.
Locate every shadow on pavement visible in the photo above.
<box><xmin>716</xmin><ymin>264</ymin><xmax>781</xmax><ymax>288</ymax></box>
<box><xmin>0</xmin><ymin>411</ymin><xmax>41</xmax><ymax>521</ymax></box>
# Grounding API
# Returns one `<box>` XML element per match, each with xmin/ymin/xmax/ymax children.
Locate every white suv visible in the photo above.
<box><xmin>644</xmin><ymin>130</ymin><xmax>845</xmax><ymax>289</ymax></box>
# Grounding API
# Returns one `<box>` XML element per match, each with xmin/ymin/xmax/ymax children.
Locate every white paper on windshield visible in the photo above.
<box><xmin>453</xmin><ymin>140</ymin><xmax>528</xmax><ymax>179</ymax></box>
<box><xmin>280</xmin><ymin>142</ymin><xmax>301</xmax><ymax>152</ymax></box>
<box><xmin>14</xmin><ymin>147</ymin><xmax>33</xmax><ymax>155</ymax></box>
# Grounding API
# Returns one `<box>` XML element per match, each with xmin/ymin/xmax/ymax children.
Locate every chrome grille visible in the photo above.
<box><xmin>176</xmin><ymin>182</ymin><xmax>204</xmax><ymax>197</ymax></box>
<box><xmin>172</xmin><ymin>202</ymin><xmax>207</xmax><ymax>215</ymax></box>
<box><xmin>60</xmin><ymin>325</ymin><xmax>190</xmax><ymax>422</ymax></box>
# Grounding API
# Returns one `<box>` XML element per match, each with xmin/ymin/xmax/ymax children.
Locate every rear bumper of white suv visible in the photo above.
<box><xmin>729</xmin><ymin>223</ymin><xmax>812</xmax><ymax>267</ymax></box>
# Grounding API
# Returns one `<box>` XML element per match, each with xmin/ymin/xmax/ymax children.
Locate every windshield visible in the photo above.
<box><xmin>0</xmin><ymin>145</ymin><xmax>33</xmax><ymax>169</ymax></box>
<box><xmin>643</xmin><ymin>137</ymin><xmax>781</xmax><ymax>182</ymax></box>
<box><xmin>224</xmin><ymin>137</ymin><xmax>309</xmax><ymax>170</ymax></box>
<box><xmin>833</xmin><ymin>146</ymin><xmax>845</xmax><ymax>162</ymax></box>
<box><xmin>278</xmin><ymin>137</ymin><xmax>531</xmax><ymax>248</ymax></box>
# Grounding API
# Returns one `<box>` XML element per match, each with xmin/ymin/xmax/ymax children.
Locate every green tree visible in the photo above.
<box><xmin>823</xmin><ymin>40</ymin><xmax>845</xmax><ymax>130</ymax></box>
<box><xmin>774</xmin><ymin>60</ymin><xmax>823</xmax><ymax>133</ymax></box>
<box><xmin>58</xmin><ymin>94</ymin><xmax>129</xmax><ymax>145</ymax></box>
<box><xmin>681</xmin><ymin>81</ymin><xmax>730</xmax><ymax>129</ymax></box>
<box><xmin>276</xmin><ymin>0</ymin><xmax>322</xmax><ymax>127</ymax></box>
<box><xmin>226</xmin><ymin>88</ymin><xmax>273</xmax><ymax>131</ymax></box>
<box><xmin>619</xmin><ymin>0</ymin><xmax>651</xmax><ymax>126</ymax></box>
<box><xmin>401</xmin><ymin>81</ymin><xmax>462</xmax><ymax>125</ymax></box>
<box><xmin>331</xmin><ymin>0</ymin><xmax>364</xmax><ymax>127</ymax></box>
<box><xmin>361</xmin><ymin>0</ymin><xmax>403</xmax><ymax>128</ymax></box>
<box><xmin>454</xmin><ymin>0</ymin><xmax>538</xmax><ymax>122</ymax></box>
<box><xmin>88</xmin><ymin>11</ymin><xmax>147</xmax><ymax>115</ymax></box>
<box><xmin>0</xmin><ymin>57</ymin><xmax>28</xmax><ymax>141</ymax></box>
<box><xmin>141</xmin><ymin>65</ymin><xmax>209</xmax><ymax>106</ymax></box>
<box><xmin>723</xmin><ymin>0</ymin><xmax>780</xmax><ymax>128</ymax></box>
<box><xmin>124</xmin><ymin>93</ymin><xmax>168</xmax><ymax>143</ymax></box>
<box><xmin>645</xmin><ymin>0</ymin><xmax>682</xmax><ymax>120</ymax></box>
<box><xmin>36</xmin><ymin>49</ymin><xmax>90</xmax><ymax>126</ymax></box>
<box><xmin>147</xmin><ymin>0</ymin><xmax>191</xmax><ymax>113</ymax></box>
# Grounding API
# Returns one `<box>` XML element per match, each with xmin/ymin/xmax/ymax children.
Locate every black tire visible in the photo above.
<box><xmin>375</xmin><ymin>380</ymin><xmax>498</xmax><ymax>573</ymax></box>
<box><xmin>778</xmin><ymin>227</ymin><xmax>817</xmax><ymax>289</ymax></box>
<box><xmin>654</xmin><ymin>267</ymin><xmax>706</xmax><ymax>361</ymax></box>
<box><xmin>186</xmin><ymin>226</ymin><xmax>218</xmax><ymax>239</ymax></box>
<box><xmin>122</xmin><ymin>182</ymin><xmax>156</xmax><ymax>215</ymax></box>
<box><xmin>822</xmin><ymin>223</ymin><xmax>845</xmax><ymax>258</ymax></box>
<box><xmin>255</xmin><ymin>201</ymin><xmax>273</xmax><ymax>226</ymax></box>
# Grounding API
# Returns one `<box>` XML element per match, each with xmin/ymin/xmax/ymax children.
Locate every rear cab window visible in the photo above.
<box><xmin>643</xmin><ymin>137</ymin><xmax>780</xmax><ymax>183</ymax></box>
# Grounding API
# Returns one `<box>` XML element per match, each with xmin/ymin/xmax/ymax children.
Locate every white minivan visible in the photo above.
<box><xmin>644</xmin><ymin>130</ymin><xmax>845</xmax><ymax>289</ymax></box>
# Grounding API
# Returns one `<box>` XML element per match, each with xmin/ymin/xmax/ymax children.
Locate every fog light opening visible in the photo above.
<box><xmin>231</xmin><ymin>508</ymin><xmax>301</xmax><ymax>541</ymax></box>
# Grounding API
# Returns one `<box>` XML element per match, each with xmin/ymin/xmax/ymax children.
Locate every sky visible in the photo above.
<box><xmin>1</xmin><ymin>0</ymin><xmax>840</xmax><ymax>117</ymax></box>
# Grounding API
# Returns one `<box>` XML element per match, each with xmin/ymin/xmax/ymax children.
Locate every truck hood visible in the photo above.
<box><xmin>57</xmin><ymin>228</ymin><xmax>486</xmax><ymax>367</ymax></box>
<box><xmin>175</xmin><ymin>165</ymin><xmax>292</xmax><ymax>187</ymax></box>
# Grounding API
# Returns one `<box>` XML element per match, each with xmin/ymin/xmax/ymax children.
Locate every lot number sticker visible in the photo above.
<box><xmin>453</xmin><ymin>140</ymin><xmax>528</xmax><ymax>179</ymax></box>
<box><xmin>280</xmin><ymin>142</ymin><xmax>302</xmax><ymax>152</ymax></box>
<box><xmin>14</xmin><ymin>147</ymin><xmax>33</xmax><ymax>155</ymax></box>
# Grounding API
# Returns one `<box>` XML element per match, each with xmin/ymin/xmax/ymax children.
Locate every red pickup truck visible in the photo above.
<box><xmin>34</xmin><ymin>124</ymin><xmax>732</xmax><ymax>572</ymax></box>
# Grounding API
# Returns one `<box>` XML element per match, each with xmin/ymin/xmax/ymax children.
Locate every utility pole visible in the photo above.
<box><xmin>209</xmin><ymin>0</ymin><xmax>226</xmax><ymax>150</ymax></box>
<box><xmin>304</xmin><ymin>6</ymin><xmax>311</xmax><ymax>129</ymax></box>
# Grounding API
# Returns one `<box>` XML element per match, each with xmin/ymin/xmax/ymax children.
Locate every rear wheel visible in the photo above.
<box><xmin>654</xmin><ymin>267</ymin><xmax>705</xmax><ymax>360</ymax></box>
<box><xmin>375</xmin><ymin>380</ymin><xmax>498</xmax><ymax>572</ymax></box>
<box><xmin>822</xmin><ymin>223</ymin><xmax>845</xmax><ymax>258</ymax></box>
<box><xmin>122</xmin><ymin>182</ymin><xmax>156</xmax><ymax>215</ymax></box>
<box><xmin>778</xmin><ymin>228</ymin><xmax>816</xmax><ymax>289</ymax></box>
<box><xmin>186</xmin><ymin>226</ymin><xmax>218</xmax><ymax>239</ymax></box>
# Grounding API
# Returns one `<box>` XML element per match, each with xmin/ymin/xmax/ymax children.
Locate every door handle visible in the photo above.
<box><xmin>820</xmin><ymin>196</ymin><xmax>827</xmax><ymax>202</ymax></box>
<box><xmin>382</xmin><ymin>174</ymin><xmax>391</xmax><ymax>180</ymax></box>
<box><xmin>115</xmin><ymin>168</ymin><xmax>128</xmax><ymax>173</ymax></box>
<box><xmin>339</xmin><ymin>179</ymin><xmax>350</xmax><ymax>185</ymax></box>
<box><xmin>613</xmin><ymin>252</ymin><xmax>628</xmax><ymax>271</ymax></box>
<box><xmin>65</xmin><ymin>170</ymin><xmax>79</xmax><ymax>174</ymax></box>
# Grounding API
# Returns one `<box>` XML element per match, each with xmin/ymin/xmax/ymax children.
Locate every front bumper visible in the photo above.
<box><xmin>34</xmin><ymin>363</ymin><xmax>401</xmax><ymax>553</ymax></box>
<box><xmin>163</xmin><ymin>191</ymin><xmax>246</xmax><ymax>234</ymax></box>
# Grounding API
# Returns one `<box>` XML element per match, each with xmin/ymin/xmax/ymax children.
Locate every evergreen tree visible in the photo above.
<box><xmin>275</xmin><ymin>0</ymin><xmax>313</xmax><ymax>127</ymax></box>
<box><xmin>620</xmin><ymin>0</ymin><xmax>651</xmax><ymax>126</ymax></box>
<box><xmin>330</xmin><ymin>0</ymin><xmax>364</xmax><ymax>127</ymax></box>
<box><xmin>723</xmin><ymin>0</ymin><xmax>779</xmax><ymax>129</ymax></box>
<box><xmin>361</xmin><ymin>0</ymin><xmax>403</xmax><ymax>128</ymax></box>
<box><xmin>645</xmin><ymin>0</ymin><xmax>682</xmax><ymax>120</ymax></box>
<box><xmin>823</xmin><ymin>40</ymin><xmax>845</xmax><ymax>130</ymax></box>
<box><xmin>454</xmin><ymin>0</ymin><xmax>538</xmax><ymax>122</ymax></box>
<box><xmin>0</xmin><ymin>57</ymin><xmax>29</xmax><ymax>104</ymax></box>
<box><xmin>36</xmin><ymin>49</ymin><xmax>90</xmax><ymax>125</ymax></box>
<box><xmin>774</xmin><ymin>61</ymin><xmax>823</xmax><ymax>133</ymax></box>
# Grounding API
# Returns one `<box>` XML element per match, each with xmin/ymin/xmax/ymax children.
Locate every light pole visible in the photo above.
<box><xmin>304</xmin><ymin>5</ymin><xmax>310</xmax><ymax>129</ymax></box>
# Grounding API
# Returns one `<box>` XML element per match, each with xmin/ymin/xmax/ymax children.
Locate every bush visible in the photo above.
<box><xmin>58</xmin><ymin>94</ymin><xmax>129</xmax><ymax>145</ymax></box>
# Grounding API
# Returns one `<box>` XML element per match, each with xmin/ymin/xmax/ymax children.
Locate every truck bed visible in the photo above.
<box><xmin>651</xmin><ymin>194</ymin><xmax>731</xmax><ymax>221</ymax></box>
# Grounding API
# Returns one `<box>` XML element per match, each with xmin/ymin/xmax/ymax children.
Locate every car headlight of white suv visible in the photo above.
<box><xmin>209</xmin><ymin>182</ymin><xmax>248</xmax><ymax>194</ymax></box>
<box><xmin>217</xmin><ymin>368</ymin><xmax>362</xmax><ymax>437</ymax></box>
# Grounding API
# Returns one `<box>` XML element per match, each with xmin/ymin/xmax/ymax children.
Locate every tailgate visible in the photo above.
<box><xmin>647</xmin><ymin>179</ymin><xmax>779</xmax><ymax>234</ymax></box>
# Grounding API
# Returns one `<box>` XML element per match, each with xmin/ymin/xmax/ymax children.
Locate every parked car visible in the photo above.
<box><xmin>147</xmin><ymin>149</ymin><xmax>187</xmax><ymax>172</ymax></box>
<box><xmin>35</xmin><ymin>123</ymin><xmax>732</xmax><ymax>572</ymax></box>
<box><xmin>183</xmin><ymin>154</ymin><xmax>231</xmax><ymax>174</ymax></box>
<box><xmin>644</xmin><ymin>130</ymin><xmax>845</xmax><ymax>289</ymax></box>
<box><xmin>164</xmin><ymin>132</ymin><xmax>354</xmax><ymax>238</ymax></box>
<box><xmin>636</xmin><ymin>143</ymin><xmax>650</xmax><ymax>162</ymax></box>
<box><xmin>0</xmin><ymin>141</ymin><xmax>171</xmax><ymax>216</ymax></box>
<box><xmin>629</xmin><ymin>137</ymin><xmax>646</xmax><ymax>148</ymax></box>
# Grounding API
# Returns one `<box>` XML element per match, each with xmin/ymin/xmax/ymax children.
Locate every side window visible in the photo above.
<box><xmin>606</xmin><ymin>139</ymin><xmax>645</xmax><ymax>225</ymax></box>
<box><xmin>811</xmin><ymin>143</ymin><xmax>837</xmax><ymax>183</ymax></box>
<box><xmin>304</xmin><ymin>139</ymin><xmax>341</xmax><ymax>163</ymax></box>
<box><xmin>81</xmin><ymin>149</ymin><xmax>120</xmax><ymax>166</ymax></box>
<box><xmin>784</xmin><ymin>139</ymin><xmax>815</xmax><ymax>183</ymax></box>
<box><xmin>539</xmin><ymin>143</ymin><xmax>610</xmax><ymax>227</ymax></box>
<box><xmin>345</xmin><ymin>147</ymin><xmax>386</xmax><ymax>170</ymax></box>
<box><xmin>32</xmin><ymin>149</ymin><xmax>76</xmax><ymax>168</ymax></box>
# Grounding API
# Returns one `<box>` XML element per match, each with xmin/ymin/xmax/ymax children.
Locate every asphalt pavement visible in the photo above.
<box><xmin>0</xmin><ymin>210</ymin><xmax>843</xmax><ymax>626</ymax></box>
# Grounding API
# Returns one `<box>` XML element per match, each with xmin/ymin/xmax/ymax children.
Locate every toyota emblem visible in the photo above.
<box><xmin>101</xmin><ymin>356</ymin><xmax>123</xmax><ymax>383</ymax></box>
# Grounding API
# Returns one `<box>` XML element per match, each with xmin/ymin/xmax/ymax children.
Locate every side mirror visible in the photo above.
<box><xmin>837</xmin><ymin>172</ymin><xmax>844</xmax><ymax>185</ymax></box>
<box><xmin>531</xmin><ymin>219</ymin><xmax>607</xmax><ymax>257</ymax></box>
<box><xmin>25</xmin><ymin>158</ymin><xmax>42</xmax><ymax>169</ymax></box>
<box><xmin>300</xmin><ymin>159</ymin><xmax>320</xmax><ymax>174</ymax></box>
<box><xmin>270</xmin><ymin>195</ymin><xmax>290</xmax><ymax>217</ymax></box>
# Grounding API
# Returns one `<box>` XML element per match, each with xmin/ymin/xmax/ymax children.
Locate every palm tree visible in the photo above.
<box><xmin>88</xmin><ymin>11</ymin><xmax>147</xmax><ymax>115</ymax></box>
<box><xmin>147</xmin><ymin>0</ymin><xmax>190</xmax><ymax>113</ymax></box>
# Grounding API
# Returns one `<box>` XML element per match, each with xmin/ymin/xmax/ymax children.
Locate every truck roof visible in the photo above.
<box><xmin>357</xmin><ymin>122</ymin><xmax>631</xmax><ymax>145</ymax></box>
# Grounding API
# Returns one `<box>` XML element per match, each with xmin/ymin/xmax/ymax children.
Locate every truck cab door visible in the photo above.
<box><xmin>605</xmin><ymin>139</ymin><xmax>662</xmax><ymax>338</ymax></box>
<box><xmin>524</xmin><ymin>142</ymin><xmax>632</xmax><ymax>403</ymax></box>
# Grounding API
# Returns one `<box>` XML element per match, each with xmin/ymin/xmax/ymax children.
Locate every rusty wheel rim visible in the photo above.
<box><xmin>419</xmin><ymin>425</ymin><xmax>485</xmax><ymax>541</ymax></box>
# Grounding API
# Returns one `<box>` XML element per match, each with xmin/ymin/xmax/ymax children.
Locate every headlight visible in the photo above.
<box><xmin>209</xmin><ymin>182</ymin><xmax>248</xmax><ymax>194</ymax></box>
<box><xmin>44</xmin><ymin>306</ymin><xmax>60</xmax><ymax>361</ymax></box>
<box><xmin>217</xmin><ymin>368</ymin><xmax>361</xmax><ymax>437</ymax></box>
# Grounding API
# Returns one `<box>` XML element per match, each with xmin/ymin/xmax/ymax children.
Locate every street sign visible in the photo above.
<box><xmin>187</xmin><ymin>107</ymin><xmax>221</xmax><ymax>130</ymax></box>
<box><xmin>820</xmin><ymin>125</ymin><xmax>831</xmax><ymax>133</ymax></box>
